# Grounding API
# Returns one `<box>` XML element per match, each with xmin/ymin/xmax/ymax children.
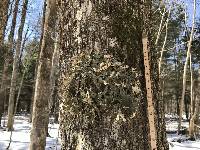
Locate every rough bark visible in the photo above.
<box><xmin>142</xmin><ymin>34</ymin><xmax>157</xmax><ymax>149</ymax></box>
<box><xmin>142</xmin><ymin>0</ymin><xmax>168</xmax><ymax>149</ymax></box>
<box><xmin>178</xmin><ymin>0</ymin><xmax>196</xmax><ymax>134</ymax></box>
<box><xmin>7</xmin><ymin>0</ymin><xmax>28</xmax><ymax>131</ymax></box>
<box><xmin>0</xmin><ymin>0</ymin><xmax>9</xmax><ymax>45</ymax></box>
<box><xmin>29</xmin><ymin>0</ymin><xmax>57</xmax><ymax>149</ymax></box>
<box><xmin>58</xmin><ymin>0</ymin><xmax>168</xmax><ymax>149</ymax></box>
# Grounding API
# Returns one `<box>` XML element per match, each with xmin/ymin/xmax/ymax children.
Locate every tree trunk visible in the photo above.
<box><xmin>189</xmin><ymin>68</ymin><xmax>200</xmax><ymax>139</ymax></box>
<box><xmin>189</xmin><ymin>53</ymin><xmax>195</xmax><ymax>139</ymax></box>
<box><xmin>0</xmin><ymin>0</ymin><xmax>11</xmax><ymax>127</ymax></box>
<box><xmin>29</xmin><ymin>0</ymin><xmax>47</xmax><ymax>123</ymax></box>
<box><xmin>29</xmin><ymin>0</ymin><xmax>57</xmax><ymax>149</ymax></box>
<box><xmin>142</xmin><ymin>0</ymin><xmax>168</xmax><ymax>149</ymax></box>
<box><xmin>174</xmin><ymin>40</ymin><xmax>181</xmax><ymax>116</ymax></box>
<box><xmin>0</xmin><ymin>0</ymin><xmax>20</xmax><ymax>127</ymax></box>
<box><xmin>7</xmin><ymin>0</ymin><xmax>28</xmax><ymax>131</ymax></box>
<box><xmin>158</xmin><ymin>6</ymin><xmax>171</xmax><ymax>75</ymax></box>
<box><xmin>58</xmin><ymin>0</ymin><xmax>168</xmax><ymax>149</ymax></box>
<box><xmin>155</xmin><ymin>3</ymin><xmax>166</xmax><ymax>46</ymax></box>
<box><xmin>142</xmin><ymin>34</ymin><xmax>157</xmax><ymax>149</ymax></box>
<box><xmin>0</xmin><ymin>0</ymin><xmax>9</xmax><ymax>44</ymax></box>
<box><xmin>49</xmin><ymin>34</ymin><xmax>59</xmax><ymax>115</ymax></box>
<box><xmin>178</xmin><ymin>0</ymin><xmax>196</xmax><ymax>134</ymax></box>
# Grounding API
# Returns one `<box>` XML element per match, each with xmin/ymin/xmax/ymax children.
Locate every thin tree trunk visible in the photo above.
<box><xmin>49</xmin><ymin>34</ymin><xmax>59</xmax><ymax>113</ymax></box>
<box><xmin>46</xmin><ymin>32</ymin><xmax>59</xmax><ymax>137</ymax></box>
<box><xmin>0</xmin><ymin>0</ymin><xmax>11</xmax><ymax>126</ymax></box>
<box><xmin>0</xmin><ymin>0</ymin><xmax>20</xmax><ymax>127</ymax></box>
<box><xmin>190</xmin><ymin>53</ymin><xmax>194</xmax><ymax>117</ymax></box>
<box><xmin>155</xmin><ymin>2</ymin><xmax>167</xmax><ymax>46</ymax></box>
<box><xmin>142</xmin><ymin>1</ymin><xmax>168</xmax><ymax>149</ymax></box>
<box><xmin>189</xmin><ymin>53</ymin><xmax>194</xmax><ymax>139</ymax></box>
<box><xmin>175</xmin><ymin>39</ymin><xmax>180</xmax><ymax>115</ymax></box>
<box><xmin>7</xmin><ymin>48</ymin><xmax>33</xmax><ymax>148</ymax></box>
<box><xmin>7</xmin><ymin>0</ymin><xmax>28</xmax><ymax>131</ymax></box>
<box><xmin>142</xmin><ymin>34</ymin><xmax>157</xmax><ymax>150</ymax></box>
<box><xmin>6</xmin><ymin>71</ymin><xmax>25</xmax><ymax>149</ymax></box>
<box><xmin>178</xmin><ymin>0</ymin><xmax>196</xmax><ymax>134</ymax></box>
<box><xmin>29</xmin><ymin>0</ymin><xmax>47</xmax><ymax>123</ymax></box>
<box><xmin>158</xmin><ymin>6</ymin><xmax>171</xmax><ymax>75</ymax></box>
<box><xmin>45</xmin><ymin>35</ymin><xmax>59</xmax><ymax>137</ymax></box>
<box><xmin>161</xmin><ymin>80</ymin><xmax>166</xmax><ymax>112</ymax></box>
<box><xmin>19</xmin><ymin>27</ymin><xmax>29</xmax><ymax>63</ymax></box>
<box><xmin>14</xmin><ymin>41</ymin><xmax>34</xmax><ymax>116</ymax></box>
<box><xmin>29</xmin><ymin>0</ymin><xmax>57</xmax><ymax>149</ymax></box>
<box><xmin>189</xmin><ymin>70</ymin><xmax>200</xmax><ymax>139</ymax></box>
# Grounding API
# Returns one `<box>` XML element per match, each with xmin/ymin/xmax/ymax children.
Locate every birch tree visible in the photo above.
<box><xmin>178</xmin><ymin>0</ymin><xmax>196</xmax><ymax>134</ymax></box>
<box><xmin>158</xmin><ymin>6</ymin><xmax>171</xmax><ymax>75</ymax></box>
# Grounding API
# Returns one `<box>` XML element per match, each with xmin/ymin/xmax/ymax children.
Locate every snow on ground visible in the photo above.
<box><xmin>168</xmin><ymin>133</ymin><xmax>200</xmax><ymax>150</ymax></box>
<box><xmin>1</xmin><ymin>114</ymin><xmax>200</xmax><ymax>150</ymax></box>
<box><xmin>166</xmin><ymin>115</ymin><xmax>200</xmax><ymax>150</ymax></box>
<box><xmin>0</xmin><ymin>115</ymin><xmax>60</xmax><ymax>150</ymax></box>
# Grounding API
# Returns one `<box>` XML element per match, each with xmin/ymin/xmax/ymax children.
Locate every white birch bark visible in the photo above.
<box><xmin>178</xmin><ymin>0</ymin><xmax>196</xmax><ymax>134</ymax></box>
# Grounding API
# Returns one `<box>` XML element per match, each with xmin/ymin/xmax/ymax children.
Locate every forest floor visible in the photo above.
<box><xmin>0</xmin><ymin>115</ymin><xmax>60</xmax><ymax>150</ymax></box>
<box><xmin>0</xmin><ymin>114</ymin><xmax>200</xmax><ymax>150</ymax></box>
<box><xmin>166</xmin><ymin>114</ymin><xmax>200</xmax><ymax>150</ymax></box>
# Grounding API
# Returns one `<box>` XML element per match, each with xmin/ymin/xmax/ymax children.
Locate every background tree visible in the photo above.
<box><xmin>0</xmin><ymin>0</ymin><xmax>21</xmax><ymax>127</ymax></box>
<box><xmin>0</xmin><ymin>0</ymin><xmax>11</xmax><ymax>127</ymax></box>
<box><xmin>178</xmin><ymin>0</ymin><xmax>196</xmax><ymax>134</ymax></box>
<box><xmin>29</xmin><ymin>0</ymin><xmax>57</xmax><ymax>149</ymax></box>
<box><xmin>7</xmin><ymin>0</ymin><xmax>29</xmax><ymax>131</ymax></box>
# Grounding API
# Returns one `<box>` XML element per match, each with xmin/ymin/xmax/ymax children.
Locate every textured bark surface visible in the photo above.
<box><xmin>0</xmin><ymin>0</ymin><xmax>9</xmax><ymax>44</ymax></box>
<box><xmin>7</xmin><ymin>0</ymin><xmax>29</xmax><ymax>131</ymax></box>
<box><xmin>58</xmin><ymin>0</ymin><xmax>168</xmax><ymax>149</ymax></box>
<box><xmin>142</xmin><ymin>1</ymin><xmax>168</xmax><ymax>149</ymax></box>
<box><xmin>29</xmin><ymin>0</ymin><xmax>57</xmax><ymax>149</ymax></box>
<box><xmin>142</xmin><ymin>35</ymin><xmax>157</xmax><ymax>149</ymax></box>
